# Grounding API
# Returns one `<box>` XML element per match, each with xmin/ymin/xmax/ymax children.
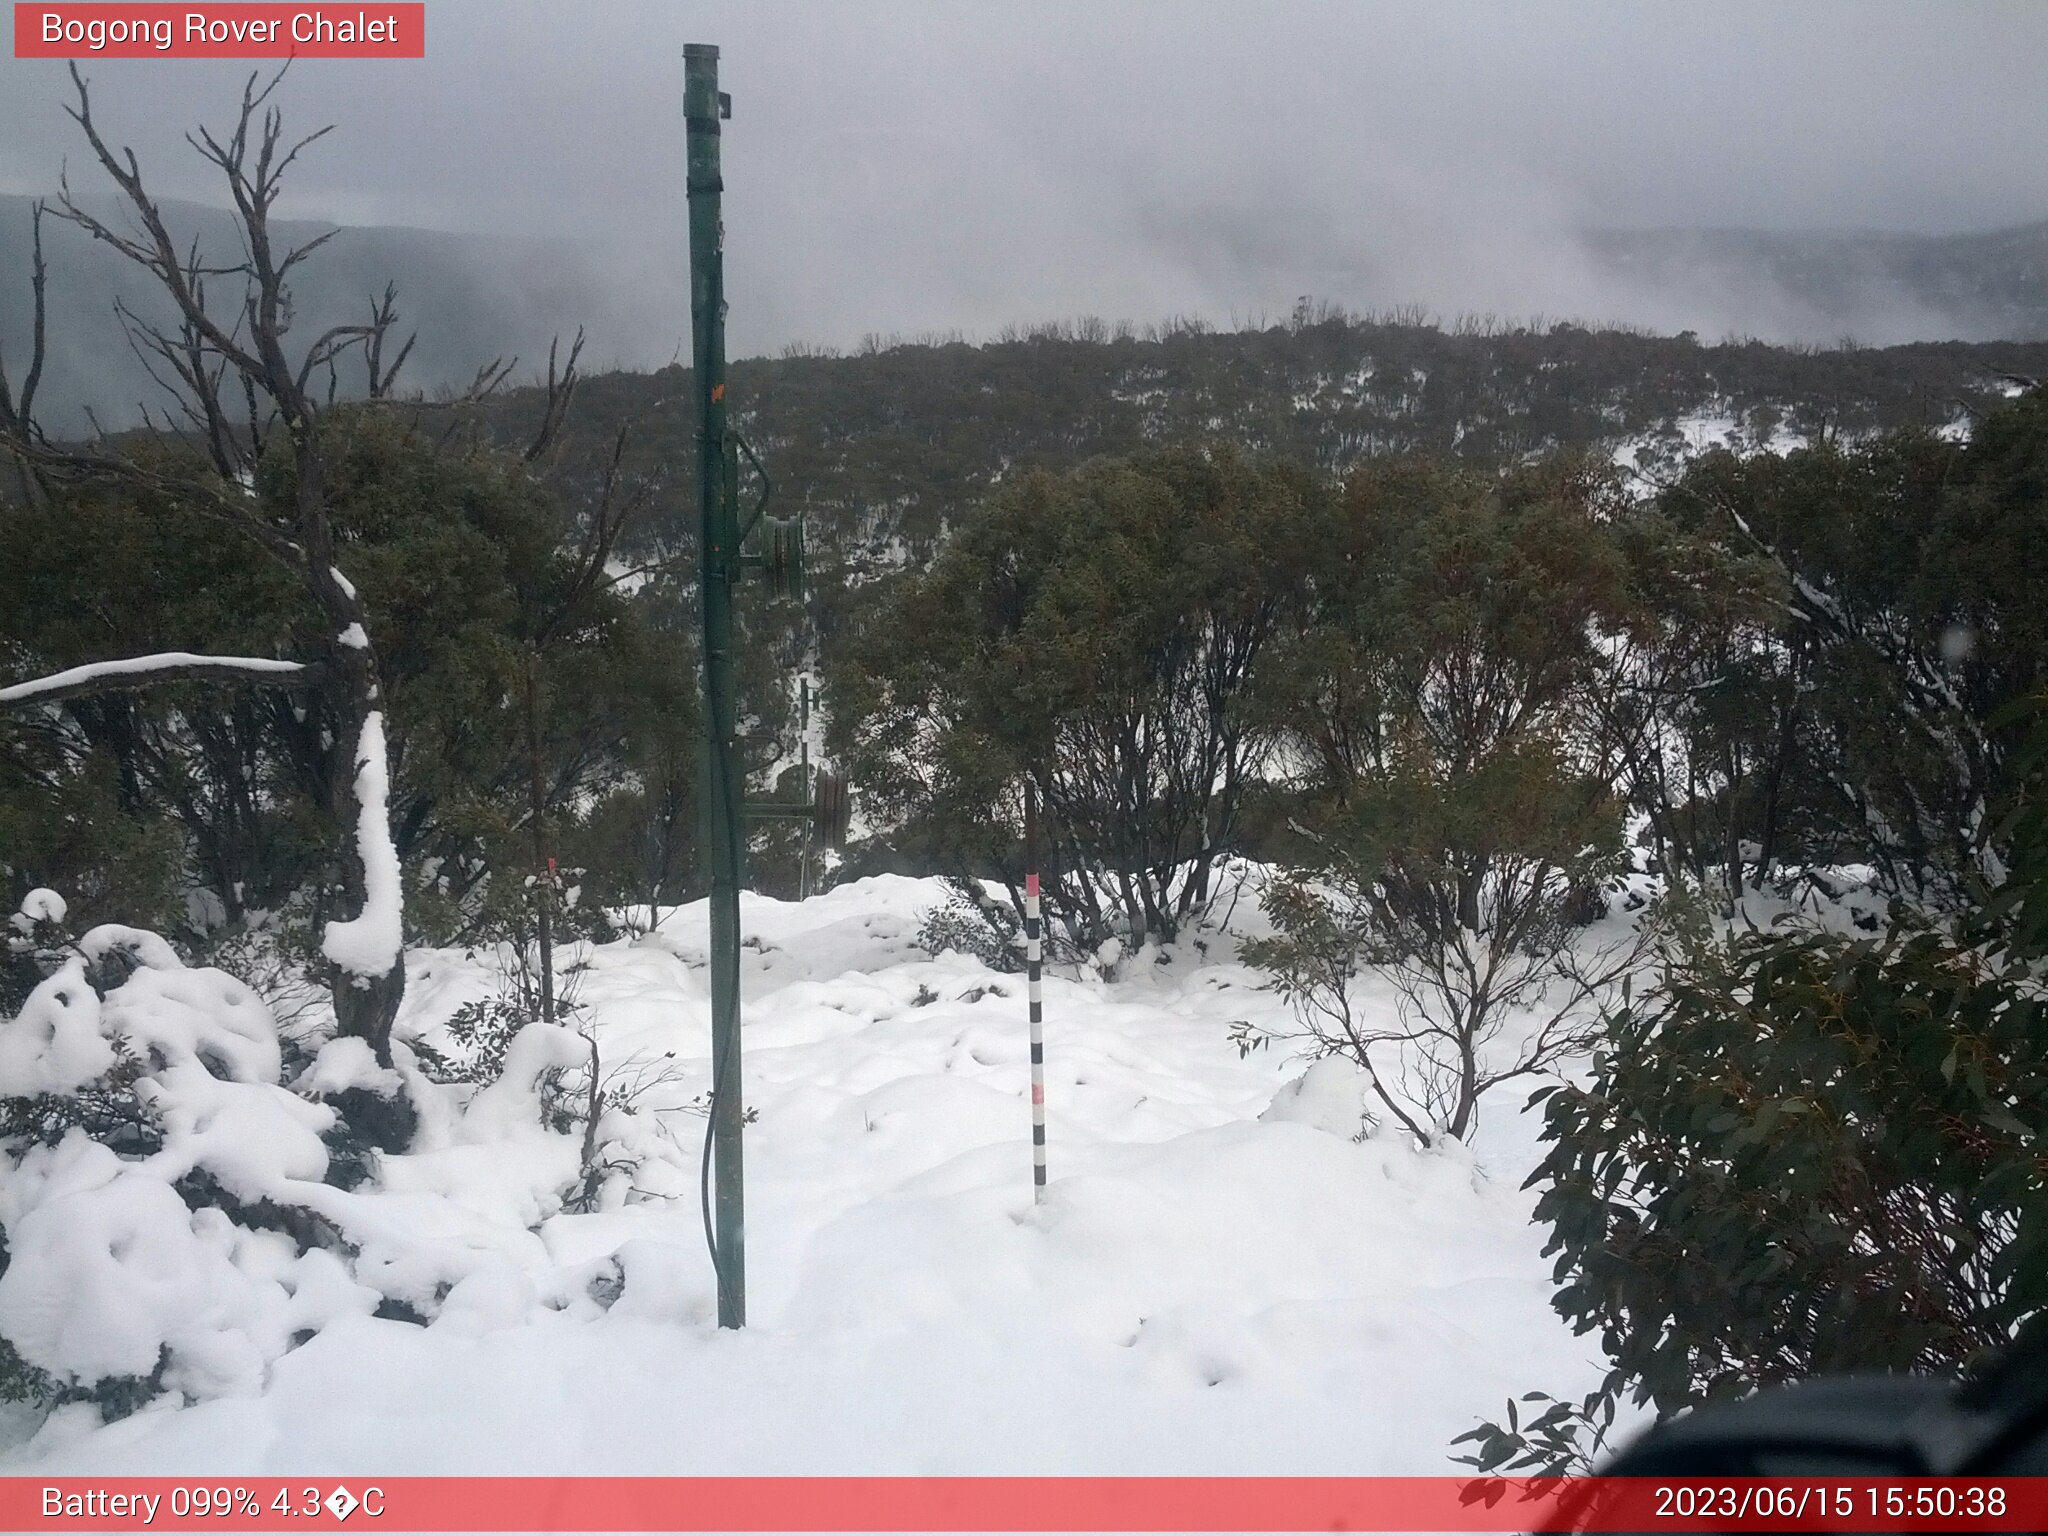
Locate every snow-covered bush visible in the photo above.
<box><xmin>429</xmin><ymin>994</ymin><xmax>583</xmax><ymax>1134</ymax></box>
<box><xmin>2</xmin><ymin>887</ymin><xmax>71</xmax><ymax>1018</ymax></box>
<box><xmin>915</xmin><ymin>890</ymin><xmax>1022</xmax><ymax>973</ymax></box>
<box><xmin>0</xmin><ymin>887</ymin><xmax>714</xmax><ymax>1423</ymax></box>
<box><xmin>0</xmin><ymin>895</ymin><xmax>383</xmax><ymax>1415</ymax></box>
<box><xmin>190</xmin><ymin>902</ymin><xmax>330</xmax><ymax>1042</ymax></box>
<box><xmin>418</xmin><ymin>986</ymin><xmax>696</xmax><ymax>1215</ymax></box>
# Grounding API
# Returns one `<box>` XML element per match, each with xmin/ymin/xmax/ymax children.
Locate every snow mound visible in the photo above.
<box><xmin>292</xmin><ymin>1037</ymin><xmax>402</xmax><ymax>1100</ymax></box>
<box><xmin>1260</xmin><ymin>1056</ymin><xmax>1379</xmax><ymax>1140</ymax></box>
<box><xmin>104</xmin><ymin>964</ymin><xmax>284</xmax><ymax>1085</ymax></box>
<box><xmin>0</xmin><ymin>922</ymin><xmax>392</xmax><ymax>1403</ymax></box>
<box><xmin>0</xmin><ymin>1138</ymin><xmax>374</xmax><ymax>1398</ymax></box>
<box><xmin>11</xmin><ymin>890</ymin><xmax>66</xmax><ymax>931</ymax></box>
<box><xmin>0</xmin><ymin>965</ymin><xmax>116</xmax><ymax>1097</ymax></box>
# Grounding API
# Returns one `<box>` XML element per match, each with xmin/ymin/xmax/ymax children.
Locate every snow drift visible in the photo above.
<box><xmin>0</xmin><ymin>873</ymin><xmax>1603</xmax><ymax>1475</ymax></box>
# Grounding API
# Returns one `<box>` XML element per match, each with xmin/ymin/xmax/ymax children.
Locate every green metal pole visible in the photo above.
<box><xmin>686</xmin><ymin>42</ymin><xmax>745</xmax><ymax>1330</ymax></box>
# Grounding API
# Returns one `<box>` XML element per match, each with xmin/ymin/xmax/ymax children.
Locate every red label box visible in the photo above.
<box><xmin>14</xmin><ymin>4</ymin><xmax>425</xmax><ymax>58</ymax></box>
<box><xmin>3</xmin><ymin>1476</ymin><xmax>2046</xmax><ymax>1532</ymax></box>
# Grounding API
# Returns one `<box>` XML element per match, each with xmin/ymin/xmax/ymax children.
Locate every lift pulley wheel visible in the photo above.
<box><xmin>758</xmin><ymin>516</ymin><xmax>806</xmax><ymax>603</ymax></box>
<box><xmin>813</xmin><ymin>766</ymin><xmax>852</xmax><ymax>851</ymax></box>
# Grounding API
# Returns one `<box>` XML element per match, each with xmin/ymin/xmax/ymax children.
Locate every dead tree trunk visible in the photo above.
<box><xmin>3</xmin><ymin>65</ymin><xmax>428</xmax><ymax>1059</ymax></box>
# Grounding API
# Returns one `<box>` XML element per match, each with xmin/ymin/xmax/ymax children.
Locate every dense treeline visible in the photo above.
<box><xmin>1</xmin><ymin>411</ymin><xmax>700</xmax><ymax>953</ymax></box>
<box><xmin>10</xmin><ymin>382</ymin><xmax>2046</xmax><ymax>990</ymax></box>
<box><xmin>473</xmin><ymin>310</ymin><xmax>2048</xmax><ymax>608</ymax></box>
<box><xmin>835</xmin><ymin>390</ymin><xmax>2048</xmax><ymax>944</ymax></box>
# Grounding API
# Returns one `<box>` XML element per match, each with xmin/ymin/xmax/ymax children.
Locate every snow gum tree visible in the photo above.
<box><xmin>1641</xmin><ymin>396</ymin><xmax>2048</xmax><ymax>906</ymax></box>
<box><xmin>1242</xmin><ymin>455</ymin><xmax>1650</xmax><ymax>1143</ymax></box>
<box><xmin>0</xmin><ymin>67</ymin><xmax>506</xmax><ymax>1064</ymax></box>
<box><xmin>829</xmin><ymin>443</ymin><xmax>1323</xmax><ymax>956</ymax></box>
<box><xmin>1576</xmin><ymin>509</ymin><xmax>1790</xmax><ymax>909</ymax></box>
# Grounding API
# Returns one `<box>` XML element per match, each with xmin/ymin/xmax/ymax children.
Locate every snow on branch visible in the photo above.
<box><xmin>0</xmin><ymin>652</ymin><xmax>306</xmax><ymax>708</ymax></box>
<box><xmin>322</xmin><ymin>711</ymin><xmax>403</xmax><ymax>979</ymax></box>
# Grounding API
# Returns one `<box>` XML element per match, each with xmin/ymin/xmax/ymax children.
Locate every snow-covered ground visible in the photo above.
<box><xmin>1</xmin><ymin>871</ymin><xmax>1604</xmax><ymax>1477</ymax></box>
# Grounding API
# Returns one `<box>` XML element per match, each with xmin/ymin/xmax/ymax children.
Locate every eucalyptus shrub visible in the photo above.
<box><xmin>1555</xmin><ymin>924</ymin><xmax>2041</xmax><ymax>1390</ymax></box>
<box><xmin>1459</xmin><ymin>914</ymin><xmax>2048</xmax><ymax>1473</ymax></box>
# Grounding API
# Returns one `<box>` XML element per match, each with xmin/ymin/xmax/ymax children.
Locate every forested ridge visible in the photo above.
<box><xmin>474</xmin><ymin>312</ymin><xmax>2048</xmax><ymax>591</ymax></box>
<box><xmin>14</xmin><ymin>306</ymin><xmax>2048</xmax><ymax>932</ymax></box>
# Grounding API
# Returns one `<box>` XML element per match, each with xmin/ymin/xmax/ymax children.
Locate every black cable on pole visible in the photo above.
<box><xmin>699</xmin><ymin>722</ymin><xmax>747</xmax><ymax>1285</ymax></box>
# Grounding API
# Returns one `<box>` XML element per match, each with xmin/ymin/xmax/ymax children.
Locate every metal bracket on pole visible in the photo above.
<box><xmin>745</xmin><ymin>766</ymin><xmax>851</xmax><ymax>850</ymax></box>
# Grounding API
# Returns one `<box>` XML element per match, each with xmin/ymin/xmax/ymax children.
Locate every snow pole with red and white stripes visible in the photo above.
<box><xmin>1024</xmin><ymin>779</ymin><xmax>1048</xmax><ymax>1201</ymax></box>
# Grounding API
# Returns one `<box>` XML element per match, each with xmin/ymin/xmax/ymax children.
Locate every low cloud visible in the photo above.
<box><xmin>3</xmin><ymin>0</ymin><xmax>2045</xmax><ymax>409</ymax></box>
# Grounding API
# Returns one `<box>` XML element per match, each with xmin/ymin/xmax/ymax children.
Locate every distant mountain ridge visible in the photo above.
<box><xmin>5</xmin><ymin>192</ymin><xmax>2048</xmax><ymax>432</ymax></box>
<box><xmin>1585</xmin><ymin>220</ymin><xmax>2048</xmax><ymax>345</ymax></box>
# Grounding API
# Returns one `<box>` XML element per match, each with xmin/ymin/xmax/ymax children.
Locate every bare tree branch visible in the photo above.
<box><xmin>364</xmin><ymin>284</ymin><xmax>416</xmax><ymax>400</ymax></box>
<box><xmin>0</xmin><ymin>200</ymin><xmax>52</xmax><ymax>509</ymax></box>
<box><xmin>523</xmin><ymin>328</ymin><xmax>585</xmax><ymax>463</ymax></box>
<box><xmin>55</xmin><ymin>66</ymin><xmax>274</xmax><ymax>390</ymax></box>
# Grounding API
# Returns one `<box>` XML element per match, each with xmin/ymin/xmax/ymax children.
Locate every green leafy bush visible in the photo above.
<box><xmin>1461</xmin><ymin>912</ymin><xmax>2047</xmax><ymax>1474</ymax></box>
<box><xmin>1538</xmin><ymin>921</ymin><xmax>2044</xmax><ymax>1413</ymax></box>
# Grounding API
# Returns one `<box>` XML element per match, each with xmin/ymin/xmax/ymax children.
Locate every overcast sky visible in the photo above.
<box><xmin>5</xmin><ymin>1</ymin><xmax>2048</xmax><ymax>356</ymax></box>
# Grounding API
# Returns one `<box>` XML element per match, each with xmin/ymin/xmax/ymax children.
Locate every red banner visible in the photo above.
<box><xmin>3</xmin><ymin>1476</ymin><xmax>2046</xmax><ymax>1532</ymax></box>
<box><xmin>13</xmin><ymin>5</ymin><xmax>424</xmax><ymax>58</ymax></box>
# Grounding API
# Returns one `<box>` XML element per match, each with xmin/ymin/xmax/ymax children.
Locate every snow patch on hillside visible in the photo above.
<box><xmin>1610</xmin><ymin>401</ymin><xmax>1814</xmax><ymax>484</ymax></box>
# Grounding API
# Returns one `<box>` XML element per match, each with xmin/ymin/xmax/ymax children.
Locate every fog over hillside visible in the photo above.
<box><xmin>5</xmin><ymin>191</ymin><xmax>2047</xmax><ymax>433</ymax></box>
<box><xmin>5</xmin><ymin>3</ymin><xmax>2047</xmax><ymax>428</ymax></box>
<box><xmin>1584</xmin><ymin>221</ymin><xmax>2048</xmax><ymax>346</ymax></box>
